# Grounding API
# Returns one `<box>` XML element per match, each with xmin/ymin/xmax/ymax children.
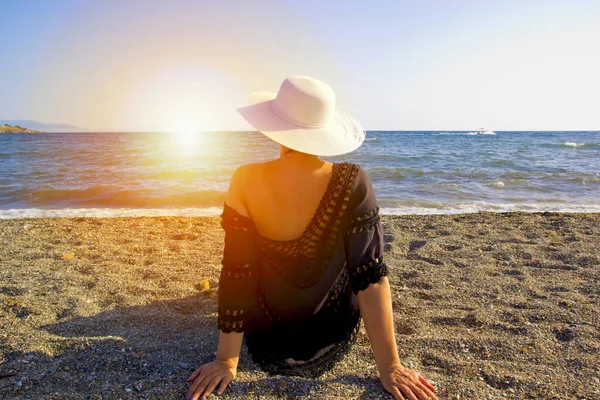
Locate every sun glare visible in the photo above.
<box><xmin>175</xmin><ymin>128</ymin><xmax>203</xmax><ymax>151</ymax></box>
<box><xmin>119</xmin><ymin>64</ymin><xmax>247</xmax><ymax>132</ymax></box>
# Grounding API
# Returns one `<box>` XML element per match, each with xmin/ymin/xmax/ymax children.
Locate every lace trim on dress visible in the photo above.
<box><xmin>348</xmin><ymin>256</ymin><xmax>388</xmax><ymax>294</ymax></box>
<box><xmin>256</xmin><ymin>162</ymin><xmax>348</xmax><ymax>247</ymax></box>
<box><xmin>221</xmin><ymin>203</ymin><xmax>256</xmax><ymax>232</ymax></box>
<box><xmin>219</xmin><ymin>204</ymin><xmax>258</xmax><ymax>281</ymax></box>
<box><xmin>220</xmin><ymin>261</ymin><xmax>256</xmax><ymax>280</ymax></box>
<box><xmin>218</xmin><ymin>204</ymin><xmax>258</xmax><ymax>333</ymax></box>
<box><xmin>258</xmin><ymin>163</ymin><xmax>360</xmax><ymax>288</ymax></box>
<box><xmin>323</xmin><ymin>269</ymin><xmax>350</xmax><ymax>312</ymax></box>
<box><xmin>347</xmin><ymin>206</ymin><xmax>380</xmax><ymax>235</ymax></box>
<box><xmin>217</xmin><ymin>307</ymin><xmax>252</xmax><ymax>333</ymax></box>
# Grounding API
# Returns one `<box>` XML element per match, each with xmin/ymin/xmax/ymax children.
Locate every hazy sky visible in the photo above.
<box><xmin>1</xmin><ymin>0</ymin><xmax>599</xmax><ymax>131</ymax></box>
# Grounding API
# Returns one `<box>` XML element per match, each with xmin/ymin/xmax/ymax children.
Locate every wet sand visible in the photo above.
<box><xmin>1</xmin><ymin>213</ymin><xmax>598</xmax><ymax>399</ymax></box>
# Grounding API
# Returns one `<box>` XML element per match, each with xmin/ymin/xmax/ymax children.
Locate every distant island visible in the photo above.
<box><xmin>0</xmin><ymin>120</ymin><xmax>88</xmax><ymax>133</ymax></box>
<box><xmin>0</xmin><ymin>123</ymin><xmax>41</xmax><ymax>133</ymax></box>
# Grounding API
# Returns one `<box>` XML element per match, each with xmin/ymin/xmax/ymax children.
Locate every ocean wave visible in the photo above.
<box><xmin>154</xmin><ymin>170</ymin><xmax>202</xmax><ymax>180</ymax></box>
<box><xmin>369</xmin><ymin>167</ymin><xmax>494</xmax><ymax>182</ymax></box>
<box><xmin>5</xmin><ymin>187</ymin><xmax>228</xmax><ymax>208</ymax></box>
<box><xmin>2</xmin><ymin>202</ymin><xmax>599</xmax><ymax>219</ymax></box>
<box><xmin>498</xmin><ymin>171</ymin><xmax>529</xmax><ymax>180</ymax></box>
<box><xmin>417</xmin><ymin>183</ymin><xmax>460</xmax><ymax>188</ymax></box>
<box><xmin>497</xmin><ymin>171</ymin><xmax>600</xmax><ymax>182</ymax></box>
<box><xmin>380</xmin><ymin>201</ymin><xmax>600</xmax><ymax>215</ymax></box>
<box><xmin>564</xmin><ymin>142</ymin><xmax>585</xmax><ymax>148</ymax></box>
<box><xmin>543</xmin><ymin>142</ymin><xmax>600</xmax><ymax>149</ymax></box>
<box><xmin>368</xmin><ymin>167</ymin><xmax>425</xmax><ymax>179</ymax></box>
<box><xmin>0</xmin><ymin>151</ymin><xmax>34</xmax><ymax>157</ymax></box>
<box><xmin>0</xmin><ymin>207</ymin><xmax>223</xmax><ymax>219</ymax></box>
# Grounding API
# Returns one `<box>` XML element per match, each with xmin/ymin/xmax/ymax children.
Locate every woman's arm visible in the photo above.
<box><xmin>358</xmin><ymin>277</ymin><xmax>438</xmax><ymax>400</ymax></box>
<box><xmin>357</xmin><ymin>277</ymin><xmax>400</xmax><ymax>370</ymax></box>
<box><xmin>186</xmin><ymin>331</ymin><xmax>242</xmax><ymax>400</ymax></box>
<box><xmin>344</xmin><ymin>166</ymin><xmax>439</xmax><ymax>399</ymax></box>
<box><xmin>187</xmin><ymin>166</ymin><xmax>254</xmax><ymax>400</ymax></box>
<box><xmin>216</xmin><ymin>330</ymin><xmax>243</xmax><ymax>366</ymax></box>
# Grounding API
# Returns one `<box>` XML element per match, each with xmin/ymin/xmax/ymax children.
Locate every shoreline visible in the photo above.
<box><xmin>1</xmin><ymin>213</ymin><xmax>598</xmax><ymax>399</ymax></box>
<box><xmin>1</xmin><ymin>206</ymin><xmax>600</xmax><ymax>220</ymax></box>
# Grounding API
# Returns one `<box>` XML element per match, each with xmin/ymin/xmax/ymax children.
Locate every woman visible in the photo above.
<box><xmin>186</xmin><ymin>76</ymin><xmax>438</xmax><ymax>400</ymax></box>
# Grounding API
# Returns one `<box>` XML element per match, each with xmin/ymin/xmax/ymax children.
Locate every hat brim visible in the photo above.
<box><xmin>237</xmin><ymin>91</ymin><xmax>365</xmax><ymax>157</ymax></box>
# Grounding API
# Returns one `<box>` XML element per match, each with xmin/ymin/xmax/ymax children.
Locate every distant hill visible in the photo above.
<box><xmin>0</xmin><ymin>120</ymin><xmax>89</xmax><ymax>133</ymax></box>
<box><xmin>0</xmin><ymin>124</ymin><xmax>41</xmax><ymax>133</ymax></box>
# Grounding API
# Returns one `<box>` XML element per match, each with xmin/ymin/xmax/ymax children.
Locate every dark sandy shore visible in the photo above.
<box><xmin>0</xmin><ymin>213</ymin><xmax>598</xmax><ymax>399</ymax></box>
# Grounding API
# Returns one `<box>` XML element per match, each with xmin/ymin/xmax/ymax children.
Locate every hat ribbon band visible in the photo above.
<box><xmin>271</xmin><ymin>101</ymin><xmax>327</xmax><ymax>129</ymax></box>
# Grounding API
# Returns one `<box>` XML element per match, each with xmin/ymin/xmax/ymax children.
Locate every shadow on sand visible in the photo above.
<box><xmin>1</xmin><ymin>293</ymin><xmax>386</xmax><ymax>399</ymax></box>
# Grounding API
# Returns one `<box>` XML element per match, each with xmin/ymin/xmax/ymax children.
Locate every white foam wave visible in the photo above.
<box><xmin>380</xmin><ymin>201</ymin><xmax>600</xmax><ymax>215</ymax></box>
<box><xmin>492</xmin><ymin>181</ymin><xmax>505</xmax><ymax>188</ymax></box>
<box><xmin>0</xmin><ymin>207</ymin><xmax>223</xmax><ymax>219</ymax></box>
<box><xmin>564</xmin><ymin>142</ymin><xmax>585</xmax><ymax>148</ymax></box>
<box><xmin>2</xmin><ymin>202</ymin><xmax>600</xmax><ymax>219</ymax></box>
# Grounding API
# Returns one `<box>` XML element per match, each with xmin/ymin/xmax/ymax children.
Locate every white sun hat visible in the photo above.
<box><xmin>237</xmin><ymin>75</ymin><xmax>365</xmax><ymax>156</ymax></box>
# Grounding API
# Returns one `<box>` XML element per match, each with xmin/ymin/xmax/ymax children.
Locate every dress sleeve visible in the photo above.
<box><xmin>344</xmin><ymin>166</ymin><xmax>388</xmax><ymax>294</ymax></box>
<box><xmin>217</xmin><ymin>203</ymin><xmax>259</xmax><ymax>333</ymax></box>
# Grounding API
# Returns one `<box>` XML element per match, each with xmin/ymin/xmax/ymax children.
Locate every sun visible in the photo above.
<box><xmin>179</xmin><ymin>128</ymin><xmax>198</xmax><ymax>142</ymax></box>
<box><xmin>173</xmin><ymin>127</ymin><xmax>205</xmax><ymax>156</ymax></box>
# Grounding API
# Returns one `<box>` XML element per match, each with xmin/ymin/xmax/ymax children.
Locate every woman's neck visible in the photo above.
<box><xmin>278</xmin><ymin>147</ymin><xmax>326</xmax><ymax>170</ymax></box>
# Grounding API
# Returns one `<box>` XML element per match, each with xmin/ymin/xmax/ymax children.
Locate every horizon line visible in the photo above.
<box><xmin>8</xmin><ymin>129</ymin><xmax>599</xmax><ymax>133</ymax></box>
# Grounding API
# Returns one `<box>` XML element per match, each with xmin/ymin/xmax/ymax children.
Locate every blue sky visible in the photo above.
<box><xmin>1</xmin><ymin>0</ymin><xmax>599</xmax><ymax>131</ymax></box>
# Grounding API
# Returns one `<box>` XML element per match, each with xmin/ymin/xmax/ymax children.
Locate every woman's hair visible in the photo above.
<box><xmin>282</xmin><ymin>146</ymin><xmax>298</xmax><ymax>158</ymax></box>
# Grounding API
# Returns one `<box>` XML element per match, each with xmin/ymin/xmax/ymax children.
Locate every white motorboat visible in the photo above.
<box><xmin>466</xmin><ymin>127</ymin><xmax>495</xmax><ymax>135</ymax></box>
<box><xmin>476</xmin><ymin>126</ymin><xmax>495</xmax><ymax>135</ymax></box>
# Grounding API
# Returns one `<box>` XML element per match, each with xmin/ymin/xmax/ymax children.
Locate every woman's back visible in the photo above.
<box><xmin>237</xmin><ymin>156</ymin><xmax>335</xmax><ymax>242</ymax></box>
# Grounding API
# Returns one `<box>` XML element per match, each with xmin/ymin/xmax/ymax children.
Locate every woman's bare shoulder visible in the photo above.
<box><xmin>226</xmin><ymin>161</ymin><xmax>272</xmax><ymax>217</ymax></box>
<box><xmin>230</xmin><ymin>161</ymin><xmax>272</xmax><ymax>186</ymax></box>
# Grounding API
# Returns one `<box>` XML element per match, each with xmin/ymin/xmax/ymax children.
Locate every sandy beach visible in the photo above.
<box><xmin>0</xmin><ymin>213</ymin><xmax>598</xmax><ymax>399</ymax></box>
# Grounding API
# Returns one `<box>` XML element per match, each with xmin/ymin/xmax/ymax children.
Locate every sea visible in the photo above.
<box><xmin>1</xmin><ymin>131</ymin><xmax>599</xmax><ymax>218</ymax></box>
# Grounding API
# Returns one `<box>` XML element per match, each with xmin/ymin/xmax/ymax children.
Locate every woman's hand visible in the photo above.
<box><xmin>186</xmin><ymin>359</ymin><xmax>237</xmax><ymax>400</ymax></box>
<box><xmin>380</xmin><ymin>363</ymin><xmax>438</xmax><ymax>400</ymax></box>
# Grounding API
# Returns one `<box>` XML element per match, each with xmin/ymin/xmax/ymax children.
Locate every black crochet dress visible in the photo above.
<box><xmin>217</xmin><ymin>162</ymin><xmax>388</xmax><ymax>378</ymax></box>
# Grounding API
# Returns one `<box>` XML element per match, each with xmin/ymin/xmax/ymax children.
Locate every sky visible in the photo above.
<box><xmin>1</xmin><ymin>0</ymin><xmax>599</xmax><ymax>131</ymax></box>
